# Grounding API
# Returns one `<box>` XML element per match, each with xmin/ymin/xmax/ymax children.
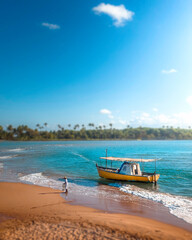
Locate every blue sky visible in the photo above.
<box><xmin>0</xmin><ymin>0</ymin><xmax>192</xmax><ymax>129</ymax></box>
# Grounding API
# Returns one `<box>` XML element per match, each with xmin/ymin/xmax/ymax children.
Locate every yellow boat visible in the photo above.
<box><xmin>96</xmin><ymin>155</ymin><xmax>160</xmax><ymax>183</ymax></box>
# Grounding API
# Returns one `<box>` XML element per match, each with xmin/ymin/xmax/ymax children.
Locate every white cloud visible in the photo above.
<box><xmin>142</xmin><ymin>112</ymin><xmax>150</xmax><ymax>117</ymax></box>
<box><xmin>100</xmin><ymin>109</ymin><xmax>111</xmax><ymax>115</ymax></box>
<box><xmin>100</xmin><ymin>109</ymin><xmax>114</xmax><ymax>119</ymax></box>
<box><xmin>108</xmin><ymin>115</ymin><xmax>114</xmax><ymax>119</ymax></box>
<box><xmin>98</xmin><ymin>108</ymin><xmax>192</xmax><ymax>128</ymax></box>
<box><xmin>161</xmin><ymin>69</ymin><xmax>177</xmax><ymax>74</ymax></box>
<box><xmin>156</xmin><ymin>114</ymin><xmax>170</xmax><ymax>124</ymax></box>
<box><xmin>119</xmin><ymin>119</ymin><xmax>127</xmax><ymax>125</ymax></box>
<box><xmin>186</xmin><ymin>96</ymin><xmax>192</xmax><ymax>106</ymax></box>
<box><xmin>42</xmin><ymin>22</ymin><xmax>60</xmax><ymax>30</ymax></box>
<box><xmin>172</xmin><ymin>112</ymin><xmax>192</xmax><ymax>126</ymax></box>
<box><xmin>128</xmin><ymin>111</ymin><xmax>192</xmax><ymax>128</ymax></box>
<box><xmin>92</xmin><ymin>3</ymin><xmax>134</xmax><ymax>27</ymax></box>
<box><xmin>153</xmin><ymin>108</ymin><xmax>158</xmax><ymax>112</ymax></box>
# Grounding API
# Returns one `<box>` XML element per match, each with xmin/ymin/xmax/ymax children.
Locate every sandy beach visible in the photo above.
<box><xmin>0</xmin><ymin>182</ymin><xmax>191</xmax><ymax>240</ymax></box>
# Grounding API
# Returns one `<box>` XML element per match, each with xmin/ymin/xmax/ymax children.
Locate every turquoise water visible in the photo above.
<box><xmin>0</xmin><ymin>140</ymin><xmax>192</xmax><ymax>224</ymax></box>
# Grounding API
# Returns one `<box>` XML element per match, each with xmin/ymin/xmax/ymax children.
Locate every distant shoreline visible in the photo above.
<box><xmin>1</xmin><ymin>126</ymin><xmax>192</xmax><ymax>141</ymax></box>
<box><xmin>1</xmin><ymin>139</ymin><xmax>192</xmax><ymax>142</ymax></box>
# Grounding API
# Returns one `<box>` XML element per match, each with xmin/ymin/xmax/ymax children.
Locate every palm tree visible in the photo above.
<box><xmin>109</xmin><ymin>123</ymin><xmax>113</xmax><ymax>129</ymax></box>
<box><xmin>74</xmin><ymin>124</ymin><xmax>80</xmax><ymax>130</ymax></box>
<box><xmin>0</xmin><ymin>125</ymin><xmax>3</xmax><ymax>139</ymax></box>
<box><xmin>88</xmin><ymin>123</ymin><xmax>94</xmax><ymax>129</ymax></box>
<box><xmin>7</xmin><ymin>125</ymin><xmax>13</xmax><ymax>132</ymax></box>
<box><xmin>6</xmin><ymin>125</ymin><xmax>13</xmax><ymax>139</ymax></box>
<box><xmin>68</xmin><ymin>124</ymin><xmax>71</xmax><ymax>129</ymax></box>
<box><xmin>43</xmin><ymin>123</ymin><xmax>48</xmax><ymax>139</ymax></box>
<box><xmin>36</xmin><ymin>124</ymin><xmax>41</xmax><ymax>132</ymax></box>
<box><xmin>17</xmin><ymin>125</ymin><xmax>23</xmax><ymax>135</ymax></box>
<box><xmin>13</xmin><ymin>128</ymin><xmax>18</xmax><ymax>138</ymax></box>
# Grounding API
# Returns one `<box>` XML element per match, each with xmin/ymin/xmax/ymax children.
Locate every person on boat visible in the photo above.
<box><xmin>62</xmin><ymin>176</ymin><xmax>68</xmax><ymax>193</ymax></box>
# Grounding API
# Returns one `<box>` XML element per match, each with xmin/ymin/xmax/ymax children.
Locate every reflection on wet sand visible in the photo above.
<box><xmin>61</xmin><ymin>183</ymin><xmax>192</xmax><ymax>232</ymax></box>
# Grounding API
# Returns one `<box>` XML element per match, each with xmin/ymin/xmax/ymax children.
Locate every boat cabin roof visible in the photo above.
<box><xmin>100</xmin><ymin>157</ymin><xmax>157</xmax><ymax>162</ymax></box>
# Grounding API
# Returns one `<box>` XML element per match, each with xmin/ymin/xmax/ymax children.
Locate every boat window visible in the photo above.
<box><xmin>119</xmin><ymin>163</ymin><xmax>132</xmax><ymax>175</ymax></box>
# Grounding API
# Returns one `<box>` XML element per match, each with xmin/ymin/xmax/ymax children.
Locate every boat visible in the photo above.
<box><xmin>96</xmin><ymin>154</ymin><xmax>160</xmax><ymax>183</ymax></box>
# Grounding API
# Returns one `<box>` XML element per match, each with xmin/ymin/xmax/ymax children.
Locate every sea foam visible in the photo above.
<box><xmin>20</xmin><ymin>173</ymin><xmax>63</xmax><ymax>190</ymax></box>
<box><xmin>120</xmin><ymin>185</ymin><xmax>192</xmax><ymax>224</ymax></box>
<box><xmin>19</xmin><ymin>173</ymin><xmax>126</xmax><ymax>201</ymax></box>
<box><xmin>7</xmin><ymin>148</ymin><xmax>24</xmax><ymax>152</ymax></box>
<box><xmin>19</xmin><ymin>172</ymin><xmax>192</xmax><ymax>224</ymax></box>
<box><xmin>0</xmin><ymin>155</ymin><xmax>17</xmax><ymax>159</ymax></box>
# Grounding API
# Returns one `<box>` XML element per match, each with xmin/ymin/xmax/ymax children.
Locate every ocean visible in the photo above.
<box><xmin>0</xmin><ymin>140</ymin><xmax>192</xmax><ymax>225</ymax></box>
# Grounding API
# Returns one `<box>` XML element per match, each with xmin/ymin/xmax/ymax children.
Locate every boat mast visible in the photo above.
<box><xmin>106</xmin><ymin>149</ymin><xmax>108</xmax><ymax>168</ymax></box>
<box><xmin>154</xmin><ymin>158</ymin><xmax>157</xmax><ymax>185</ymax></box>
<box><xmin>155</xmin><ymin>158</ymin><xmax>156</xmax><ymax>174</ymax></box>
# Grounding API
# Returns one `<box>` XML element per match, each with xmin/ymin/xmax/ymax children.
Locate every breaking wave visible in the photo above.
<box><xmin>120</xmin><ymin>185</ymin><xmax>192</xmax><ymax>224</ymax></box>
<box><xmin>0</xmin><ymin>155</ymin><xmax>18</xmax><ymax>159</ymax></box>
<box><xmin>20</xmin><ymin>172</ymin><xmax>63</xmax><ymax>190</ymax></box>
<box><xmin>7</xmin><ymin>148</ymin><xmax>25</xmax><ymax>152</ymax></box>
<box><xmin>19</xmin><ymin>172</ymin><xmax>192</xmax><ymax>225</ymax></box>
<box><xmin>19</xmin><ymin>173</ymin><xmax>127</xmax><ymax>201</ymax></box>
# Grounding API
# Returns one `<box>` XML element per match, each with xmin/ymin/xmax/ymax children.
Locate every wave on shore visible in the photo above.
<box><xmin>120</xmin><ymin>185</ymin><xmax>192</xmax><ymax>224</ymax></box>
<box><xmin>20</xmin><ymin>172</ymin><xmax>192</xmax><ymax>225</ymax></box>
<box><xmin>19</xmin><ymin>173</ymin><xmax>125</xmax><ymax>201</ymax></box>
<box><xmin>20</xmin><ymin>173</ymin><xmax>63</xmax><ymax>189</ymax></box>
<box><xmin>0</xmin><ymin>155</ymin><xmax>18</xmax><ymax>159</ymax></box>
<box><xmin>7</xmin><ymin>148</ymin><xmax>25</xmax><ymax>152</ymax></box>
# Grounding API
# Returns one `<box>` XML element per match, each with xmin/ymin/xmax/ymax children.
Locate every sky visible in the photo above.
<box><xmin>0</xmin><ymin>0</ymin><xmax>192</xmax><ymax>130</ymax></box>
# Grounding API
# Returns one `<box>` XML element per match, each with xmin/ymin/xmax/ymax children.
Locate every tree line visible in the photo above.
<box><xmin>1</xmin><ymin>123</ymin><xmax>192</xmax><ymax>140</ymax></box>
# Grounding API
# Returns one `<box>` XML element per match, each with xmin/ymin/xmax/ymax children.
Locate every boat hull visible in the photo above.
<box><xmin>97</xmin><ymin>166</ymin><xmax>160</xmax><ymax>183</ymax></box>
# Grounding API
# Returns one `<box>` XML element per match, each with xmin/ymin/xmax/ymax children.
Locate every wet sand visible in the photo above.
<box><xmin>0</xmin><ymin>182</ymin><xmax>191</xmax><ymax>240</ymax></box>
<box><xmin>63</xmin><ymin>184</ymin><xmax>192</xmax><ymax>231</ymax></box>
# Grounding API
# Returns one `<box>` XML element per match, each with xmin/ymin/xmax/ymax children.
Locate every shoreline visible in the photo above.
<box><xmin>61</xmin><ymin>184</ymin><xmax>192</xmax><ymax>232</ymax></box>
<box><xmin>0</xmin><ymin>182</ymin><xmax>191</xmax><ymax>239</ymax></box>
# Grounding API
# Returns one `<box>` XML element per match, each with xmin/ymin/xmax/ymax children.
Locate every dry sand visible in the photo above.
<box><xmin>0</xmin><ymin>182</ymin><xmax>191</xmax><ymax>240</ymax></box>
